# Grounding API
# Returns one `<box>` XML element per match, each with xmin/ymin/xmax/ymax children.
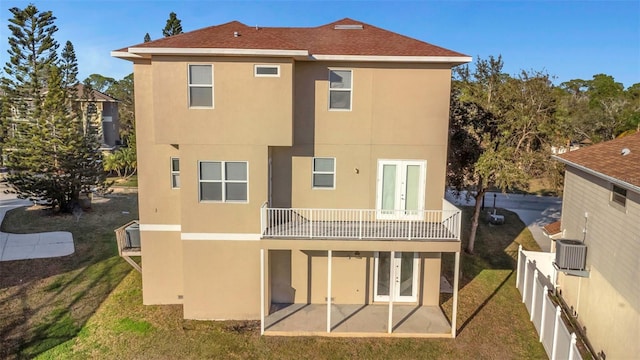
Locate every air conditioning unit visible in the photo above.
<box><xmin>125</xmin><ymin>223</ymin><xmax>141</xmax><ymax>248</ymax></box>
<box><xmin>555</xmin><ymin>239</ymin><xmax>587</xmax><ymax>270</ymax></box>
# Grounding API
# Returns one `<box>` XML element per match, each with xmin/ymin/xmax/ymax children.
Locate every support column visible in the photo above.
<box><xmin>451</xmin><ymin>251</ymin><xmax>460</xmax><ymax>338</ymax></box>
<box><xmin>260</xmin><ymin>249</ymin><xmax>265</xmax><ymax>335</ymax></box>
<box><xmin>388</xmin><ymin>250</ymin><xmax>395</xmax><ymax>334</ymax></box>
<box><xmin>327</xmin><ymin>250</ymin><xmax>332</xmax><ymax>333</ymax></box>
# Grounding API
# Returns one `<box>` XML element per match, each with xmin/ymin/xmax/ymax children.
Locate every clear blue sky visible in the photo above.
<box><xmin>1</xmin><ymin>0</ymin><xmax>639</xmax><ymax>87</ymax></box>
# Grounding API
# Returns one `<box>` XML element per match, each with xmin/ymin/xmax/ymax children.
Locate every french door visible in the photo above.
<box><xmin>374</xmin><ymin>252</ymin><xmax>419</xmax><ymax>302</ymax></box>
<box><xmin>376</xmin><ymin>160</ymin><xmax>426</xmax><ymax>220</ymax></box>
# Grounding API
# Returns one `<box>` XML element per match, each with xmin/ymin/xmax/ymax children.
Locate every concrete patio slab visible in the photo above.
<box><xmin>265</xmin><ymin>304</ymin><xmax>451</xmax><ymax>337</ymax></box>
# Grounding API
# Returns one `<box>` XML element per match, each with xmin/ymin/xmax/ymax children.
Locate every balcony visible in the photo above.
<box><xmin>260</xmin><ymin>205</ymin><xmax>461</xmax><ymax>241</ymax></box>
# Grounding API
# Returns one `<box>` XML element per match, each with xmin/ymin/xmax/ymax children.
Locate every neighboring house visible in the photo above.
<box><xmin>6</xmin><ymin>84</ymin><xmax>121</xmax><ymax>151</ymax></box>
<box><xmin>112</xmin><ymin>18</ymin><xmax>470</xmax><ymax>337</ymax></box>
<box><xmin>552</xmin><ymin>132</ymin><xmax>640</xmax><ymax>358</ymax></box>
<box><xmin>74</xmin><ymin>84</ymin><xmax>121</xmax><ymax>151</ymax></box>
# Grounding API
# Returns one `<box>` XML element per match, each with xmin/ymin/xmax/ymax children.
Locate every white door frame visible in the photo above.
<box><xmin>373</xmin><ymin>251</ymin><xmax>419</xmax><ymax>302</ymax></box>
<box><xmin>375</xmin><ymin>159</ymin><xmax>426</xmax><ymax>220</ymax></box>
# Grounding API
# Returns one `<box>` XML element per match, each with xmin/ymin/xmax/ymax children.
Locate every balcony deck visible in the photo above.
<box><xmin>261</xmin><ymin>207</ymin><xmax>461</xmax><ymax>241</ymax></box>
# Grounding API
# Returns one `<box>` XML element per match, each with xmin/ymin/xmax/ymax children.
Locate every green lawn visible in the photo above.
<box><xmin>1</xmin><ymin>202</ymin><xmax>546</xmax><ymax>359</ymax></box>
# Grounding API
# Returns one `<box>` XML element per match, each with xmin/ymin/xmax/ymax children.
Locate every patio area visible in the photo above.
<box><xmin>264</xmin><ymin>303</ymin><xmax>452</xmax><ymax>337</ymax></box>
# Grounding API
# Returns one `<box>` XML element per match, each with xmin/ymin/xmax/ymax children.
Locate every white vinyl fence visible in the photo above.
<box><xmin>516</xmin><ymin>245</ymin><xmax>582</xmax><ymax>360</ymax></box>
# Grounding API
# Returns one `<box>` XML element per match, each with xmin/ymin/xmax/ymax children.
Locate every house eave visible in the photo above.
<box><xmin>309</xmin><ymin>54</ymin><xmax>472</xmax><ymax>65</ymax></box>
<box><xmin>552</xmin><ymin>155</ymin><xmax>640</xmax><ymax>194</ymax></box>
<box><xmin>125</xmin><ymin>47</ymin><xmax>310</xmax><ymax>58</ymax></box>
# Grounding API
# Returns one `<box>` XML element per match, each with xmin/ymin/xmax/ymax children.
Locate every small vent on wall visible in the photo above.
<box><xmin>334</xmin><ymin>24</ymin><xmax>363</xmax><ymax>30</ymax></box>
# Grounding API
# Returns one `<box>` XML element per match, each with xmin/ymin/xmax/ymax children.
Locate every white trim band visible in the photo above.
<box><xmin>181</xmin><ymin>233</ymin><xmax>261</xmax><ymax>241</ymax></box>
<box><xmin>127</xmin><ymin>47</ymin><xmax>309</xmax><ymax>57</ymax></box>
<box><xmin>139</xmin><ymin>224</ymin><xmax>182</xmax><ymax>232</ymax></box>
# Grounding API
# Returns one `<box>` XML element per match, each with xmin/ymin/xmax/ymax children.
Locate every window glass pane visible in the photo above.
<box><xmin>330</xmin><ymin>70</ymin><xmax>351</xmax><ymax>88</ymax></box>
<box><xmin>189</xmin><ymin>65</ymin><xmax>212</xmax><ymax>85</ymax></box>
<box><xmin>226</xmin><ymin>162</ymin><xmax>247</xmax><ymax>181</ymax></box>
<box><xmin>256</xmin><ymin>66</ymin><xmax>278</xmax><ymax>75</ymax></box>
<box><xmin>172</xmin><ymin>158</ymin><xmax>180</xmax><ymax>171</ymax></box>
<box><xmin>313</xmin><ymin>174</ymin><xmax>334</xmax><ymax>188</ymax></box>
<box><xmin>382</xmin><ymin>164</ymin><xmax>396</xmax><ymax>210</ymax></box>
<box><xmin>226</xmin><ymin>183</ymin><xmax>247</xmax><ymax>201</ymax></box>
<box><xmin>329</xmin><ymin>91</ymin><xmax>351</xmax><ymax>109</ymax></box>
<box><xmin>313</xmin><ymin>158</ymin><xmax>334</xmax><ymax>172</ymax></box>
<box><xmin>405</xmin><ymin>165</ymin><xmax>420</xmax><ymax>211</ymax></box>
<box><xmin>200</xmin><ymin>182</ymin><xmax>222</xmax><ymax>201</ymax></box>
<box><xmin>400</xmin><ymin>252</ymin><xmax>414</xmax><ymax>296</ymax></box>
<box><xmin>172</xmin><ymin>174</ymin><xmax>180</xmax><ymax>188</ymax></box>
<box><xmin>377</xmin><ymin>252</ymin><xmax>390</xmax><ymax>296</ymax></box>
<box><xmin>190</xmin><ymin>87</ymin><xmax>213</xmax><ymax>107</ymax></box>
<box><xmin>200</xmin><ymin>162</ymin><xmax>221</xmax><ymax>180</ymax></box>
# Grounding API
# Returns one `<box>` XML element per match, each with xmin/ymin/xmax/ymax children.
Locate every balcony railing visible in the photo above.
<box><xmin>260</xmin><ymin>205</ymin><xmax>461</xmax><ymax>241</ymax></box>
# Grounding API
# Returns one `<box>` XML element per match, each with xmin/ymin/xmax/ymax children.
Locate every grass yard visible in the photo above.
<box><xmin>1</xmin><ymin>202</ymin><xmax>546</xmax><ymax>359</ymax></box>
<box><xmin>0</xmin><ymin>194</ymin><xmax>138</xmax><ymax>359</ymax></box>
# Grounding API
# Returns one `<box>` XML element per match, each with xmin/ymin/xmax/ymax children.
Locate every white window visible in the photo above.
<box><xmin>199</xmin><ymin>161</ymin><xmax>248</xmax><ymax>202</ymax></box>
<box><xmin>329</xmin><ymin>69</ymin><xmax>352</xmax><ymax>110</ymax></box>
<box><xmin>171</xmin><ymin>158</ymin><xmax>180</xmax><ymax>189</ymax></box>
<box><xmin>254</xmin><ymin>65</ymin><xmax>280</xmax><ymax>77</ymax></box>
<box><xmin>612</xmin><ymin>185</ymin><xmax>627</xmax><ymax>207</ymax></box>
<box><xmin>312</xmin><ymin>157</ymin><xmax>335</xmax><ymax>189</ymax></box>
<box><xmin>188</xmin><ymin>64</ymin><xmax>213</xmax><ymax>108</ymax></box>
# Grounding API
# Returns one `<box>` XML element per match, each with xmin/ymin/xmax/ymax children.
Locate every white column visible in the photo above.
<box><xmin>451</xmin><ymin>251</ymin><xmax>460</xmax><ymax>338</ymax></box>
<box><xmin>531</xmin><ymin>269</ymin><xmax>539</xmax><ymax>321</ymax></box>
<box><xmin>388</xmin><ymin>251</ymin><xmax>395</xmax><ymax>334</ymax></box>
<box><xmin>516</xmin><ymin>244</ymin><xmax>522</xmax><ymax>288</ymax></box>
<box><xmin>540</xmin><ymin>285</ymin><xmax>548</xmax><ymax>342</ymax></box>
<box><xmin>551</xmin><ymin>306</ymin><xmax>561</xmax><ymax>360</ymax></box>
<box><xmin>260</xmin><ymin>248</ymin><xmax>265</xmax><ymax>335</ymax></box>
<box><xmin>568</xmin><ymin>333</ymin><xmax>577</xmax><ymax>359</ymax></box>
<box><xmin>523</xmin><ymin>259</ymin><xmax>529</xmax><ymax>302</ymax></box>
<box><xmin>327</xmin><ymin>249</ymin><xmax>332</xmax><ymax>333</ymax></box>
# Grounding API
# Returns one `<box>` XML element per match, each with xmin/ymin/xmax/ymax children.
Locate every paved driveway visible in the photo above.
<box><xmin>446</xmin><ymin>190</ymin><xmax>562</xmax><ymax>252</ymax></box>
<box><xmin>0</xmin><ymin>186</ymin><xmax>74</xmax><ymax>261</ymax></box>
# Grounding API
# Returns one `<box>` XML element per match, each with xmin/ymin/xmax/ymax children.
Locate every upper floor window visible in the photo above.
<box><xmin>255</xmin><ymin>65</ymin><xmax>280</xmax><ymax>77</ymax></box>
<box><xmin>188</xmin><ymin>64</ymin><xmax>213</xmax><ymax>108</ymax></box>
<box><xmin>329</xmin><ymin>69</ymin><xmax>352</xmax><ymax>111</ymax></box>
<box><xmin>171</xmin><ymin>157</ymin><xmax>180</xmax><ymax>189</ymax></box>
<box><xmin>199</xmin><ymin>161</ymin><xmax>248</xmax><ymax>202</ymax></box>
<box><xmin>312</xmin><ymin>157</ymin><xmax>335</xmax><ymax>189</ymax></box>
<box><xmin>611</xmin><ymin>185</ymin><xmax>627</xmax><ymax>207</ymax></box>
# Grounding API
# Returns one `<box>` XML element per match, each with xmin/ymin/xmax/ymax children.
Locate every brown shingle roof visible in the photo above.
<box><xmin>542</xmin><ymin>221</ymin><xmax>562</xmax><ymax>236</ymax></box>
<box><xmin>74</xmin><ymin>84</ymin><xmax>118</xmax><ymax>102</ymax></box>
<box><xmin>555</xmin><ymin>132</ymin><xmax>640</xmax><ymax>189</ymax></box>
<box><xmin>117</xmin><ymin>18</ymin><xmax>468</xmax><ymax>58</ymax></box>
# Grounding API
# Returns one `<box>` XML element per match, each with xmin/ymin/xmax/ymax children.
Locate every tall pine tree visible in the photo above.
<box><xmin>144</xmin><ymin>33</ymin><xmax>151</xmax><ymax>42</ymax></box>
<box><xmin>162</xmin><ymin>12</ymin><xmax>183</xmax><ymax>37</ymax></box>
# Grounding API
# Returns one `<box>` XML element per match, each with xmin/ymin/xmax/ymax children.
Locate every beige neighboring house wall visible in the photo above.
<box><xmin>113</xmin><ymin>18</ymin><xmax>470</xmax><ymax>333</ymax></box>
<box><xmin>557</xmin><ymin>168</ymin><xmax>640</xmax><ymax>359</ymax></box>
<box><xmin>554</xmin><ymin>132</ymin><xmax>640</xmax><ymax>358</ymax></box>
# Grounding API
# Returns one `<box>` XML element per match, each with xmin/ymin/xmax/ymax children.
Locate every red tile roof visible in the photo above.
<box><xmin>555</xmin><ymin>132</ymin><xmax>640</xmax><ymax>189</ymax></box>
<box><xmin>118</xmin><ymin>18</ymin><xmax>468</xmax><ymax>58</ymax></box>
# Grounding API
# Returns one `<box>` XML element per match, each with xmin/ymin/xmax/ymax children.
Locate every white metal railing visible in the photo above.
<box><xmin>260</xmin><ymin>207</ymin><xmax>461</xmax><ymax>240</ymax></box>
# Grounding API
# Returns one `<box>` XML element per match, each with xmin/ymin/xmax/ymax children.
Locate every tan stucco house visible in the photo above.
<box><xmin>553</xmin><ymin>132</ymin><xmax>640</xmax><ymax>358</ymax></box>
<box><xmin>113</xmin><ymin>18</ymin><xmax>471</xmax><ymax>337</ymax></box>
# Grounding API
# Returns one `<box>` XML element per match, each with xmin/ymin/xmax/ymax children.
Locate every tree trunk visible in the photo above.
<box><xmin>467</xmin><ymin>179</ymin><xmax>486</xmax><ymax>254</ymax></box>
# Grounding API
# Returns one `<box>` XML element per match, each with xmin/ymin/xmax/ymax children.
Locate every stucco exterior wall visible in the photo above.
<box><xmin>558</xmin><ymin>167</ymin><xmax>640</xmax><ymax>358</ymax></box>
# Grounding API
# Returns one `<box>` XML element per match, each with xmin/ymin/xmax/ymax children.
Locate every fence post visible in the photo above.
<box><xmin>531</xmin><ymin>269</ymin><xmax>538</xmax><ymax>321</ymax></box>
<box><xmin>516</xmin><ymin>245</ymin><xmax>522</xmax><ymax>288</ymax></box>
<box><xmin>540</xmin><ymin>285</ymin><xmax>548</xmax><ymax>342</ymax></box>
<box><xmin>551</xmin><ymin>306</ymin><xmax>561</xmax><ymax>360</ymax></box>
<box><xmin>358</xmin><ymin>210</ymin><xmax>363</xmax><ymax>239</ymax></box>
<box><xmin>523</xmin><ymin>259</ymin><xmax>529</xmax><ymax>303</ymax></box>
<box><xmin>309</xmin><ymin>209</ymin><xmax>313</xmax><ymax>239</ymax></box>
<box><xmin>568</xmin><ymin>332</ymin><xmax>577</xmax><ymax>360</ymax></box>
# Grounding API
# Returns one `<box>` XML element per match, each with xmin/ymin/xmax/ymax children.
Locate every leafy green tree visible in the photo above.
<box><xmin>449</xmin><ymin>56</ymin><xmax>558</xmax><ymax>253</ymax></box>
<box><xmin>106</xmin><ymin>73</ymin><xmax>135</xmax><ymax>138</ymax></box>
<box><xmin>104</xmin><ymin>133</ymin><xmax>137</xmax><ymax>179</ymax></box>
<box><xmin>162</xmin><ymin>12</ymin><xmax>183</xmax><ymax>37</ymax></box>
<box><xmin>83</xmin><ymin>73</ymin><xmax>115</xmax><ymax>93</ymax></box>
<box><xmin>144</xmin><ymin>33</ymin><xmax>151</xmax><ymax>42</ymax></box>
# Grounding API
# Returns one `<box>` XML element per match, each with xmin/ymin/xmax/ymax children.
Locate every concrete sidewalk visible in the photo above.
<box><xmin>0</xmin><ymin>195</ymin><xmax>74</xmax><ymax>262</ymax></box>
